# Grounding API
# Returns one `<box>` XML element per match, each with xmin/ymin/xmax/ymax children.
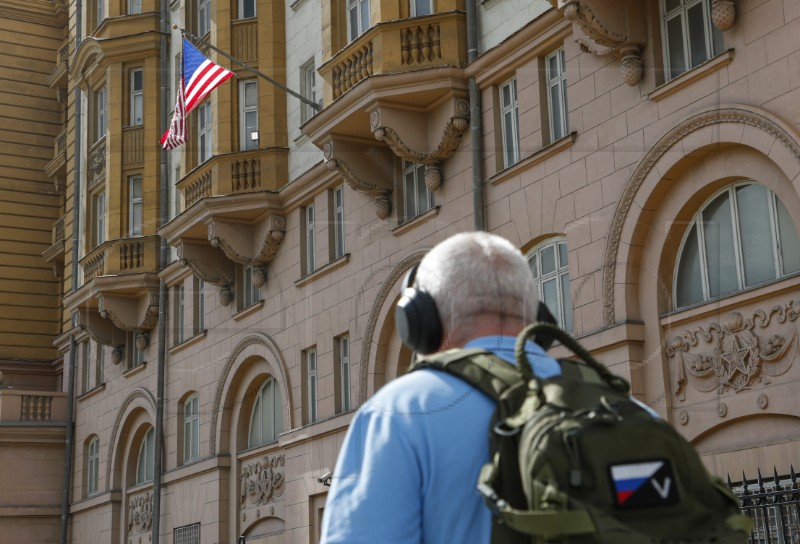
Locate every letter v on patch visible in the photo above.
<box><xmin>609</xmin><ymin>459</ymin><xmax>680</xmax><ymax>509</ymax></box>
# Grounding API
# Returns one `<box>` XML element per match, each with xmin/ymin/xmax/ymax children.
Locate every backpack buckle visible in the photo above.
<box><xmin>493</xmin><ymin>421</ymin><xmax>522</xmax><ymax>437</ymax></box>
<box><xmin>477</xmin><ymin>482</ymin><xmax>507</xmax><ymax>515</ymax></box>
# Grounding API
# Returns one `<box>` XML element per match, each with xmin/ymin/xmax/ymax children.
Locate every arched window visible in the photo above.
<box><xmin>248</xmin><ymin>377</ymin><xmax>283</xmax><ymax>448</ymax></box>
<box><xmin>675</xmin><ymin>182</ymin><xmax>800</xmax><ymax>309</ymax></box>
<box><xmin>136</xmin><ymin>427</ymin><xmax>155</xmax><ymax>485</ymax></box>
<box><xmin>527</xmin><ymin>238</ymin><xmax>572</xmax><ymax>332</ymax></box>
<box><xmin>86</xmin><ymin>436</ymin><xmax>100</xmax><ymax>496</ymax></box>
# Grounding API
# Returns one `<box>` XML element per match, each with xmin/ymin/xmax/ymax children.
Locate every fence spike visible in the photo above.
<box><xmin>773</xmin><ymin>466</ymin><xmax>780</xmax><ymax>486</ymax></box>
<box><xmin>726</xmin><ymin>473</ymin><xmax>732</xmax><ymax>488</ymax></box>
<box><xmin>757</xmin><ymin>467</ymin><xmax>766</xmax><ymax>493</ymax></box>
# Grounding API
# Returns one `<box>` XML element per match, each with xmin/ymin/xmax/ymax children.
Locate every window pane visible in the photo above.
<box><xmin>687</xmin><ymin>3</ymin><xmax>708</xmax><ymax>68</ymax></box>
<box><xmin>548</xmin><ymin>54</ymin><xmax>559</xmax><ymax>81</ymax></box>
<box><xmin>736</xmin><ymin>184</ymin><xmax>776</xmax><ymax>286</ymax></box>
<box><xmin>666</xmin><ymin>15</ymin><xmax>686</xmax><ymax>79</ymax></box>
<box><xmin>242</xmin><ymin>0</ymin><xmax>255</xmax><ymax>18</ymax></box>
<box><xmin>560</xmin><ymin>272</ymin><xmax>572</xmax><ymax>332</ymax></box>
<box><xmin>404</xmin><ymin>170</ymin><xmax>416</xmax><ymax>218</ymax></box>
<box><xmin>249</xmin><ymin>394</ymin><xmax>262</xmax><ymax>446</ymax></box>
<box><xmin>360</xmin><ymin>0</ymin><xmax>369</xmax><ymax>33</ymax></box>
<box><xmin>414</xmin><ymin>0</ymin><xmax>431</xmax><ymax>16</ymax></box>
<box><xmin>349</xmin><ymin>5</ymin><xmax>358</xmax><ymax>41</ymax></box>
<box><xmin>558</xmin><ymin>242</ymin><xmax>568</xmax><ymax>269</ymax></box>
<box><xmin>702</xmin><ymin>192</ymin><xmax>738</xmax><ymax>298</ymax></box>
<box><xmin>503</xmin><ymin>111</ymin><xmax>516</xmax><ymax>165</ymax></box>
<box><xmin>676</xmin><ymin>224</ymin><xmax>704</xmax><ymax>308</ymax></box>
<box><xmin>529</xmin><ymin>254</ymin><xmax>538</xmax><ymax>279</ymax></box>
<box><xmin>777</xmin><ymin>198</ymin><xmax>800</xmax><ymax>274</ymax></box>
<box><xmin>244</xmin><ymin>81</ymin><xmax>257</xmax><ymax>107</ymax></box>
<box><xmin>664</xmin><ymin>0</ymin><xmax>680</xmax><ymax>12</ymax></box>
<box><xmin>542</xmin><ymin>278</ymin><xmax>560</xmax><ymax>325</ymax></box>
<box><xmin>501</xmin><ymin>84</ymin><xmax>511</xmax><ymax>109</ymax></box>
<box><xmin>549</xmin><ymin>83</ymin><xmax>564</xmax><ymax>141</ymax></box>
<box><xmin>540</xmin><ymin>245</ymin><xmax>556</xmax><ymax>275</ymax></box>
<box><xmin>711</xmin><ymin>23</ymin><xmax>724</xmax><ymax>56</ymax></box>
<box><xmin>416</xmin><ymin>167</ymin><xmax>429</xmax><ymax>214</ymax></box>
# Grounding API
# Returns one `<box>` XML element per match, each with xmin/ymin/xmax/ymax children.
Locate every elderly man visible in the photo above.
<box><xmin>320</xmin><ymin>232</ymin><xmax>560</xmax><ymax>544</ymax></box>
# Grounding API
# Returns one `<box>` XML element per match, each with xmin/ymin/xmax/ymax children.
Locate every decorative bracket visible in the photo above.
<box><xmin>370</xmin><ymin>98</ymin><xmax>470</xmax><ymax>192</ymax></box>
<box><xmin>323</xmin><ymin>137</ymin><xmax>394</xmax><ymax>219</ymax></box>
<box><xmin>98</xmin><ymin>288</ymin><xmax>160</xmax><ymax>332</ymax></box>
<box><xmin>206</xmin><ymin>214</ymin><xmax>286</xmax><ymax>265</ymax></box>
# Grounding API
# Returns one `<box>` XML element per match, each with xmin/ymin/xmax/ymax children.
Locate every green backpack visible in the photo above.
<box><xmin>412</xmin><ymin>322</ymin><xmax>752</xmax><ymax>543</ymax></box>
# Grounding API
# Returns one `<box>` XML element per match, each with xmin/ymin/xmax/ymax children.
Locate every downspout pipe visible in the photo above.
<box><xmin>151</xmin><ymin>0</ymin><xmax>170</xmax><ymax>541</ymax></box>
<box><xmin>60</xmin><ymin>2</ymin><xmax>83</xmax><ymax>542</ymax></box>
<box><xmin>466</xmin><ymin>0</ymin><xmax>485</xmax><ymax>231</ymax></box>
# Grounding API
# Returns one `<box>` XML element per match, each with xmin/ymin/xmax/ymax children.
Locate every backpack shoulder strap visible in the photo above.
<box><xmin>411</xmin><ymin>348</ymin><xmax>524</xmax><ymax>404</ymax></box>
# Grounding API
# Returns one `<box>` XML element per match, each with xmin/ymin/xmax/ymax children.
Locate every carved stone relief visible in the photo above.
<box><xmin>667</xmin><ymin>304</ymin><xmax>799</xmax><ymax>400</ymax></box>
<box><xmin>239</xmin><ymin>454</ymin><xmax>285</xmax><ymax>523</ymax></box>
<box><xmin>128</xmin><ymin>491</ymin><xmax>153</xmax><ymax>544</ymax></box>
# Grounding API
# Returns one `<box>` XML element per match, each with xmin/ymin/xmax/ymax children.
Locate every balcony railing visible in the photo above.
<box><xmin>319</xmin><ymin>11</ymin><xmax>467</xmax><ymax>101</ymax></box>
<box><xmin>45</xmin><ymin>128</ymin><xmax>68</xmax><ymax>178</ymax></box>
<box><xmin>232</xmin><ymin>19</ymin><xmax>258</xmax><ymax>64</ymax></box>
<box><xmin>177</xmin><ymin>148</ymin><xmax>287</xmax><ymax>209</ymax></box>
<box><xmin>122</xmin><ymin>126</ymin><xmax>144</xmax><ymax>168</ymax></box>
<box><xmin>81</xmin><ymin>235</ymin><xmax>161</xmax><ymax>279</ymax></box>
<box><xmin>52</xmin><ymin>216</ymin><xmax>65</xmax><ymax>245</ymax></box>
<box><xmin>0</xmin><ymin>390</ymin><xmax>67</xmax><ymax>423</ymax></box>
<box><xmin>47</xmin><ymin>40</ymin><xmax>69</xmax><ymax>88</ymax></box>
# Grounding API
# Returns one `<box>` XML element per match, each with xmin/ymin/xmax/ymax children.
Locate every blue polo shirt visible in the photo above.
<box><xmin>320</xmin><ymin>337</ymin><xmax>560</xmax><ymax>544</ymax></box>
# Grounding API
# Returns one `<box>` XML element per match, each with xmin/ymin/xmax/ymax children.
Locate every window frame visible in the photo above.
<box><xmin>401</xmin><ymin>160</ymin><xmax>434</xmax><ymax>222</ymax></box>
<box><xmin>135</xmin><ymin>427</ymin><xmax>155</xmax><ymax>485</ymax></box>
<box><xmin>130</xmin><ymin>69</ymin><xmax>144</xmax><ymax>127</ymax></box>
<box><xmin>183</xmin><ymin>394</ymin><xmax>200</xmax><ymax>464</ymax></box>
<box><xmin>248</xmin><ymin>377</ymin><xmax>283</xmax><ymax>447</ymax></box>
<box><xmin>174</xmin><ymin>523</ymin><xmax>201</xmax><ymax>544</ymax></box>
<box><xmin>81</xmin><ymin>341</ymin><xmax>91</xmax><ymax>393</ymax></box>
<box><xmin>87</xmin><ymin>437</ymin><xmax>100</xmax><ymax>496</ymax></box>
<box><xmin>527</xmin><ymin>238</ymin><xmax>572</xmax><ymax>333</ymax></box>
<box><xmin>94</xmin><ymin>191</ymin><xmax>106</xmax><ymax>247</ymax></box>
<box><xmin>410</xmin><ymin>0</ymin><xmax>432</xmax><ymax>17</ymax></box>
<box><xmin>128</xmin><ymin>0</ymin><xmax>142</xmax><ymax>14</ymax></box>
<box><xmin>300</xmin><ymin>60</ymin><xmax>317</xmax><ymax>124</ymax></box>
<box><xmin>127</xmin><ymin>330</ymin><xmax>145</xmax><ymax>370</ymax></box>
<box><xmin>347</xmin><ymin>0</ymin><xmax>370</xmax><ymax>42</ymax></box>
<box><xmin>198</xmin><ymin>101</ymin><xmax>212</xmax><ymax>164</ymax></box>
<box><xmin>305</xmin><ymin>348</ymin><xmax>318</xmax><ymax>424</ymax></box>
<box><xmin>175</xmin><ymin>283</ymin><xmax>185</xmax><ymax>345</ymax></box>
<box><xmin>128</xmin><ymin>175</ymin><xmax>143</xmax><ymax>236</ymax></box>
<box><xmin>95</xmin><ymin>86</ymin><xmax>107</xmax><ymax>142</ymax></box>
<box><xmin>332</xmin><ymin>185</ymin><xmax>345</xmax><ymax>259</ymax></box>
<box><xmin>545</xmin><ymin>48</ymin><xmax>568</xmax><ymax>144</ymax></box>
<box><xmin>304</xmin><ymin>204</ymin><xmax>316</xmax><ymax>274</ymax></box>
<box><xmin>335</xmin><ymin>335</ymin><xmax>350</xmax><ymax>414</ymax></box>
<box><xmin>193</xmin><ymin>278</ymin><xmax>205</xmax><ymax>335</ymax></box>
<box><xmin>673</xmin><ymin>182</ymin><xmax>800</xmax><ymax>310</ymax></box>
<box><xmin>198</xmin><ymin>0</ymin><xmax>211</xmax><ymax>37</ymax></box>
<box><xmin>239</xmin><ymin>0</ymin><xmax>256</xmax><ymax>19</ymax></box>
<box><xmin>660</xmin><ymin>0</ymin><xmax>723</xmax><ymax>81</ymax></box>
<box><xmin>239</xmin><ymin>80</ymin><xmax>258</xmax><ymax>151</ymax></box>
<box><xmin>95</xmin><ymin>342</ymin><xmax>104</xmax><ymax>386</ymax></box>
<box><xmin>499</xmin><ymin>77</ymin><xmax>520</xmax><ymax>168</ymax></box>
<box><xmin>96</xmin><ymin>0</ymin><xmax>105</xmax><ymax>27</ymax></box>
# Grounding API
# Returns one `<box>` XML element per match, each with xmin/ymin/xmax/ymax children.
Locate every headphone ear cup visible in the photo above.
<box><xmin>395</xmin><ymin>287</ymin><xmax>443</xmax><ymax>354</ymax></box>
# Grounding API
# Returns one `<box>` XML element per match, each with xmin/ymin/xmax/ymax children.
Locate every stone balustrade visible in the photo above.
<box><xmin>0</xmin><ymin>390</ymin><xmax>67</xmax><ymax>423</ymax></box>
<box><xmin>81</xmin><ymin>235</ymin><xmax>161</xmax><ymax>278</ymax></box>
<box><xmin>232</xmin><ymin>19</ymin><xmax>258</xmax><ymax>64</ymax></box>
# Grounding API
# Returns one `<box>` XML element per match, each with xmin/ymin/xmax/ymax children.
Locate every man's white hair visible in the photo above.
<box><xmin>415</xmin><ymin>232</ymin><xmax>539</xmax><ymax>340</ymax></box>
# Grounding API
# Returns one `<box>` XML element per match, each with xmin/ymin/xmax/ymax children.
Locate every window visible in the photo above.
<box><xmin>300</xmin><ymin>60</ymin><xmax>317</xmax><ymax>124</ymax></box>
<box><xmin>303</xmin><ymin>204</ymin><xmax>316</xmax><ymax>274</ymax></box>
<box><xmin>198</xmin><ymin>0</ymin><xmax>210</xmax><ymax>36</ymax></box>
<box><xmin>402</xmin><ymin>161</ymin><xmax>434</xmax><ymax>221</ymax></box>
<box><xmin>335</xmin><ymin>335</ymin><xmax>350</xmax><ymax>414</ymax></box>
<box><xmin>198</xmin><ymin>101</ymin><xmax>212</xmax><ymax>163</ymax></box>
<box><xmin>239</xmin><ymin>80</ymin><xmax>258</xmax><ymax>151</ymax></box>
<box><xmin>175</xmin><ymin>284</ymin><xmax>185</xmax><ymax>345</ymax></box>
<box><xmin>96</xmin><ymin>0</ymin><xmax>105</xmax><ymax>26</ymax></box>
<box><xmin>95</xmin><ymin>86</ymin><xmax>107</xmax><ymax>142</ymax></box>
<box><xmin>348</xmin><ymin>0</ymin><xmax>370</xmax><ymax>42</ymax></box>
<box><xmin>248</xmin><ymin>377</ymin><xmax>283</xmax><ymax>447</ymax></box>
<box><xmin>528</xmin><ymin>239</ymin><xmax>572</xmax><ymax>332</ymax></box>
<box><xmin>545</xmin><ymin>48</ymin><xmax>568</xmax><ymax>143</ymax></box>
<box><xmin>94</xmin><ymin>192</ymin><xmax>106</xmax><ymax>247</ymax></box>
<box><xmin>127</xmin><ymin>331</ymin><xmax>145</xmax><ymax>370</ymax></box>
<box><xmin>331</xmin><ymin>185</ymin><xmax>345</xmax><ymax>259</ymax></box>
<box><xmin>239</xmin><ymin>0</ymin><xmax>256</xmax><ymax>18</ymax></box>
<box><xmin>499</xmin><ymin>77</ymin><xmax>520</xmax><ymax>168</ymax></box>
<box><xmin>239</xmin><ymin>264</ymin><xmax>260</xmax><ymax>309</ymax></box>
<box><xmin>174</xmin><ymin>523</ymin><xmax>200</xmax><ymax>544</ymax></box>
<box><xmin>87</xmin><ymin>437</ymin><xmax>100</xmax><ymax>496</ymax></box>
<box><xmin>128</xmin><ymin>0</ymin><xmax>142</xmax><ymax>14</ymax></box>
<box><xmin>95</xmin><ymin>342</ymin><xmax>104</xmax><ymax>386</ymax></box>
<box><xmin>674</xmin><ymin>182</ymin><xmax>800</xmax><ymax>309</ymax></box>
<box><xmin>661</xmin><ymin>0</ymin><xmax>723</xmax><ymax>81</ymax></box>
<box><xmin>130</xmin><ymin>69</ymin><xmax>143</xmax><ymax>126</ymax></box>
<box><xmin>193</xmin><ymin>278</ymin><xmax>205</xmax><ymax>334</ymax></box>
<box><xmin>410</xmin><ymin>0</ymin><xmax>432</xmax><ymax>16</ymax></box>
<box><xmin>136</xmin><ymin>427</ymin><xmax>155</xmax><ymax>484</ymax></box>
<box><xmin>128</xmin><ymin>176</ymin><xmax>143</xmax><ymax>236</ymax></box>
<box><xmin>304</xmin><ymin>348</ymin><xmax>318</xmax><ymax>424</ymax></box>
<box><xmin>183</xmin><ymin>394</ymin><xmax>199</xmax><ymax>463</ymax></box>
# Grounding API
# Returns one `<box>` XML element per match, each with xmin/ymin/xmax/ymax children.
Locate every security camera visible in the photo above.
<box><xmin>317</xmin><ymin>471</ymin><xmax>332</xmax><ymax>486</ymax></box>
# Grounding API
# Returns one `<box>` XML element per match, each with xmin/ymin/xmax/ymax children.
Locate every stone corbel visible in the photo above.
<box><xmin>206</xmin><ymin>214</ymin><xmax>286</xmax><ymax>265</ymax></box>
<box><xmin>97</xmin><ymin>289</ymin><xmax>160</xmax><ymax>332</ymax></box>
<box><xmin>370</xmin><ymin>99</ymin><xmax>470</xmax><ymax>192</ymax></box>
<box><xmin>555</xmin><ymin>0</ymin><xmax>646</xmax><ymax>86</ymax></box>
<box><xmin>178</xmin><ymin>241</ymin><xmax>237</xmax><ymax>307</ymax></box>
<box><xmin>74</xmin><ymin>308</ymin><xmax>127</xmax><ymax>347</ymax></box>
<box><xmin>323</xmin><ymin>137</ymin><xmax>394</xmax><ymax>220</ymax></box>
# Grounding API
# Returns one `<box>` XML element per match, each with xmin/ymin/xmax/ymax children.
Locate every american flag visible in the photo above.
<box><xmin>161</xmin><ymin>37</ymin><xmax>235</xmax><ymax>150</ymax></box>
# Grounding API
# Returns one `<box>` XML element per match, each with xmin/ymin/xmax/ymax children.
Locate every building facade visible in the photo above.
<box><xmin>1</xmin><ymin>0</ymin><xmax>799</xmax><ymax>542</ymax></box>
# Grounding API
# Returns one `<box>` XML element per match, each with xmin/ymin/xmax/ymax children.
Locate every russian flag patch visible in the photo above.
<box><xmin>609</xmin><ymin>460</ymin><xmax>679</xmax><ymax>509</ymax></box>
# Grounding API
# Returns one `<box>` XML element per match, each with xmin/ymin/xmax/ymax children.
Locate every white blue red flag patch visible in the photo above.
<box><xmin>609</xmin><ymin>460</ymin><xmax>679</xmax><ymax>509</ymax></box>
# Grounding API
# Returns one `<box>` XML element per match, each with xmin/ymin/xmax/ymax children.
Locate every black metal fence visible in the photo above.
<box><xmin>727</xmin><ymin>467</ymin><xmax>800</xmax><ymax>544</ymax></box>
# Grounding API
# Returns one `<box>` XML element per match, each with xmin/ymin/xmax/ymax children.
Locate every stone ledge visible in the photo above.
<box><xmin>391</xmin><ymin>206</ymin><xmax>440</xmax><ymax>237</ymax></box>
<box><xmin>294</xmin><ymin>254</ymin><xmax>350</xmax><ymax>288</ymax></box>
<box><xmin>489</xmin><ymin>132</ymin><xmax>577</xmax><ymax>186</ymax></box>
<box><xmin>648</xmin><ymin>50</ymin><xmax>735</xmax><ymax>102</ymax></box>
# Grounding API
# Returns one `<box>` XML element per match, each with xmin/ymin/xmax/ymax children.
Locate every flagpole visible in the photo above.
<box><xmin>175</xmin><ymin>25</ymin><xmax>322</xmax><ymax>111</ymax></box>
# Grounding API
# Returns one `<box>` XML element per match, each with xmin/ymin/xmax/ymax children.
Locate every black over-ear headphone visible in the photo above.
<box><xmin>395</xmin><ymin>263</ymin><xmax>443</xmax><ymax>354</ymax></box>
<box><xmin>395</xmin><ymin>262</ymin><xmax>560</xmax><ymax>353</ymax></box>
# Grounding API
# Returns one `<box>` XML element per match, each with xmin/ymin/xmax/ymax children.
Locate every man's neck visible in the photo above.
<box><xmin>440</xmin><ymin>315</ymin><xmax>526</xmax><ymax>351</ymax></box>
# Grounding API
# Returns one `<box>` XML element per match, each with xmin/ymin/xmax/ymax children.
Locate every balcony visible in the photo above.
<box><xmin>47</xmin><ymin>40</ymin><xmax>69</xmax><ymax>88</ymax></box>
<box><xmin>305</xmin><ymin>13</ymin><xmax>470</xmax><ymax>219</ymax></box>
<box><xmin>42</xmin><ymin>216</ymin><xmax>66</xmax><ymax>270</ymax></box>
<box><xmin>80</xmin><ymin>235</ymin><xmax>160</xmax><ymax>279</ymax></box>
<box><xmin>44</xmin><ymin>128</ymin><xmax>67</xmax><ymax>179</ymax></box>
<box><xmin>0</xmin><ymin>390</ymin><xmax>67</xmax><ymax>423</ymax></box>
<box><xmin>122</xmin><ymin>126</ymin><xmax>144</xmax><ymax>169</ymax></box>
<box><xmin>177</xmin><ymin>148</ymin><xmax>288</xmax><ymax>210</ymax></box>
